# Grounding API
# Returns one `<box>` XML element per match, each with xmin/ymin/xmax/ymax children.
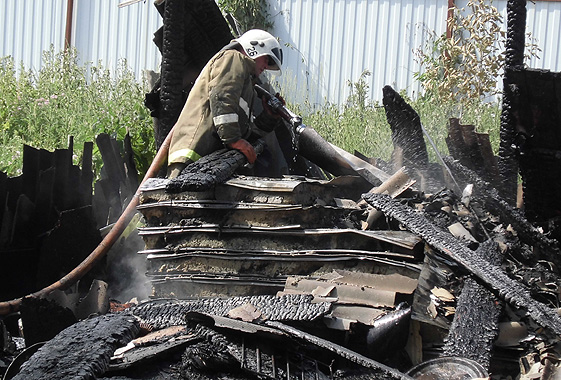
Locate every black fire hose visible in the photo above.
<box><xmin>254</xmin><ymin>84</ymin><xmax>357</xmax><ymax>177</ymax></box>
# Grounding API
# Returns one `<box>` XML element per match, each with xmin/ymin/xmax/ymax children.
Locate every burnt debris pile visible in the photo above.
<box><xmin>6</xmin><ymin>101</ymin><xmax>561</xmax><ymax>378</ymax></box>
<box><xmin>4</xmin><ymin>93</ymin><xmax>561</xmax><ymax>379</ymax></box>
<box><xmin>4</xmin><ymin>0</ymin><xmax>561</xmax><ymax>379</ymax></box>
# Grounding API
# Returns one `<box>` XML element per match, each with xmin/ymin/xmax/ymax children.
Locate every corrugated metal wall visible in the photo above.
<box><xmin>0</xmin><ymin>0</ymin><xmax>162</xmax><ymax>82</ymax></box>
<box><xmin>1</xmin><ymin>0</ymin><xmax>67</xmax><ymax>72</ymax></box>
<box><xmin>1</xmin><ymin>0</ymin><xmax>559</xmax><ymax>104</ymax></box>
<box><xmin>73</xmin><ymin>0</ymin><xmax>162</xmax><ymax>79</ymax></box>
<box><xmin>270</xmin><ymin>0</ymin><xmax>561</xmax><ymax>106</ymax></box>
<box><xmin>269</xmin><ymin>0</ymin><xmax>449</xmax><ymax>107</ymax></box>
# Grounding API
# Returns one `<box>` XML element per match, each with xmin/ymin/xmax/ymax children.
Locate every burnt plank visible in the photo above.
<box><xmin>97</xmin><ymin>177</ymin><xmax>122</xmax><ymax>225</ymax></box>
<box><xmin>96</xmin><ymin>134</ymin><xmax>124</xmax><ymax>218</ymax></box>
<box><xmin>123</xmin><ymin>133</ymin><xmax>139</xmax><ymax>197</ymax></box>
<box><xmin>92</xmin><ymin>181</ymin><xmax>110</xmax><ymax>228</ymax></box>
<box><xmin>476</xmin><ymin>132</ymin><xmax>500</xmax><ymax>180</ymax></box>
<box><xmin>362</xmin><ymin>192</ymin><xmax>561</xmax><ymax>335</ymax></box>
<box><xmin>53</xmin><ymin>148</ymin><xmax>72</xmax><ymax>211</ymax></box>
<box><xmin>446</xmin><ymin>118</ymin><xmax>499</xmax><ymax>185</ymax></box>
<box><xmin>22</xmin><ymin>145</ymin><xmax>40</xmax><ymax>202</ymax></box>
<box><xmin>34</xmin><ymin>167</ymin><xmax>56</xmax><ymax>235</ymax></box>
<box><xmin>36</xmin><ymin>205</ymin><xmax>102</xmax><ymax>291</ymax></box>
<box><xmin>80</xmin><ymin>141</ymin><xmax>94</xmax><ymax>206</ymax></box>
<box><xmin>110</xmin><ymin>136</ymin><xmax>129</xmax><ymax>195</ymax></box>
<box><xmin>96</xmin><ymin>133</ymin><xmax>125</xmax><ymax>186</ymax></box>
<box><xmin>0</xmin><ymin>171</ymin><xmax>7</xmax><ymax>238</ymax></box>
<box><xmin>10</xmin><ymin>194</ymin><xmax>35</xmax><ymax>247</ymax></box>
<box><xmin>382</xmin><ymin>85</ymin><xmax>429</xmax><ymax>170</ymax></box>
<box><xmin>442</xmin><ymin>240</ymin><xmax>502</xmax><ymax>371</ymax></box>
<box><xmin>11</xmin><ymin>313</ymin><xmax>139</xmax><ymax>380</ymax></box>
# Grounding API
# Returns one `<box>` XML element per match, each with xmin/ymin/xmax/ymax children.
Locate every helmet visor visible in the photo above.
<box><xmin>267</xmin><ymin>47</ymin><xmax>283</xmax><ymax>71</ymax></box>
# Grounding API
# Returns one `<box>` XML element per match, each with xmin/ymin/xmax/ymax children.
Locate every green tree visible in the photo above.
<box><xmin>414</xmin><ymin>0</ymin><xmax>539</xmax><ymax>105</ymax></box>
<box><xmin>218</xmin><ymin>0</ymin><xmax>273</xmax><ymax>34</ymax></box>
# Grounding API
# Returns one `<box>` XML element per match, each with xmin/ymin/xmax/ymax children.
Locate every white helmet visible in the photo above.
<box><xmin>235</xmin><ymin>29</ymin><xmax>283</xmax><ymax>75</ymax></box>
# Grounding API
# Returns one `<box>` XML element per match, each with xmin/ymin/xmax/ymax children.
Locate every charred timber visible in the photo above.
<box><xmin>362</xmin><ymin>193</ymin><xmax>561</xmax><ymax>335</ymax></box>
<box><xmin>442</xmin><ymin>240</ymin><xmax>502</xmax><ymax>371</ymax></box>
<box><xmin>498</xmin><ymin>0</ymin><xmax>527</xmax><ymax>204</ymax></box>
<box><xmin>158</xmin><ymin>0</ymin><xmax>186</xmax><ymax>149</ymax></box>
<box><xmin>10</xmin><ymin>313</ymin><xmax>139</xmax><ymax>380</ymax></box>
<box><xmin>443</xmin><ymin>156</ymin><xmax>561</xmax><ymax>268</ymax></box>
<box><xmin>130</xmin><ymin>294</ymin><xmax>331</xmax><ymax>330</ymax></box>
<box><xmin>366</xmin><ymin>302</ymin><xmax>411</xmax><ymax>362</ymax></box>
<box><xmin>382</xmin><ymin>86</ymin><xmax>429</xmax><ymax>169</ymax></box>
<box><xmin>266</xmin><ymin>321</ymin><xmax>416</xmax><ymax>380</ymax></box>
<box><xmin>506</xmin><ymin>69</ymin><xmax>561</xmax><ymax>237</ymax></box>
<box><xmin>166</xmin><ymin>141</ymin><xmax>265</xmax><ymax>193</ymax></box>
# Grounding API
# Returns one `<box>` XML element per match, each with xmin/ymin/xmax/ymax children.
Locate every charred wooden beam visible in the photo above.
<box><xmin>166</xmin><ymin>140</ymin><xmax>265</xmax><ymax>193</ymax></box>
<box><xmin>362</xmin><ymin>193</ymin><xmax>561</xmax><ymax>335</ymax></box>
<box><xmin>382</xmin><ymin>86</ymin><xmax>429</xmax><ymax>170</ymax></box>
<box><xmin>158</xmin><ymin>0</ymin><xmax>186</xmax><ymax>149</ymax></box>
<box><xmin>498</xmin><ymin>0</ymin><xmax>527</xmax><ymax>204</ymax></box>
<box><xmin>446</xmin><ymin>118</ymin><xmax>499</xmax><ymax>185</ymax></box>
<box><xmin>19</xmin><ymin>297</ymin><xmax>77</xmax><ymax>347</ymax></box>
<box><xmin>130</xmin><ymin>294</ymin><xmax>331</xmax><ymax>330</ymax></box>
<box><xmin>443</xmin><ymin>156</ymin><xmax>561</xmax><ymax>268</ymax></box>
<box><xmin>266</xmin><ymin>320</ymin><xmax>416</xmax><ymax>379</ymax></box>
<box><xmin>10</xmin><ymin>313</ymin><xmax>139</xmax><ymax>380</ymax></box>
<box><xmin>442</xmin><ymin>240</ymin><xmax>502</xmax><ymax>371</ymax></box>
<box><xmin>507</xmin><ymin>69</ymin><xmax>561</xmax><ymax>240</ymax></box>
<box><xmin>80</xmin><ymin>141</ymin><xmax>94</xmax><ymax>207</ymax></box>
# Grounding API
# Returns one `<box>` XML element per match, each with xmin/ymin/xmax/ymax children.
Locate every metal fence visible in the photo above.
<box><xmin>1</xmin><ymin>0</ymin><xmax>559</xmax><ymax>105</ymax></box>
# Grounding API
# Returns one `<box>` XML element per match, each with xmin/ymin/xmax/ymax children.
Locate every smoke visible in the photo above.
<box><xmin>105</xmin><ymin>227</ymin><xmax>151</xmax><ymax>303</ymax></box>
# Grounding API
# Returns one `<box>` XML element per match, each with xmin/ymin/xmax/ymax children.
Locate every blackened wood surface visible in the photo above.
<box><xmin>11</xmin><ymin>313</ymin><xmax>139</xmax><ymax>380</ymax></box>
<box><xmin>498</xmin><ymin>0</ymin><xmax>527</xmax><ymax>204</ymax></box>
<box><xmin>0</xmin><ymin>135</ymin><xmax>138</xmax><ymax>302</ymax></box>
<box><xmin>35</xmin><ymin>167</ymin><xmax>56</xmax><ymax>234</ymax></box>
<box><xmin>53</xmin><ymin>148</ymin><xmax>72</xmax><ymax>211</ymax></box>
<box><xmin>382</xmin><ymin>86</ymin><xmax>429</xmax><ymax>169</ymax></box>
<box><xmin>446</xmin><ymin>118</ymin><xmax>499</xmax><ymax>185</ymax></box>
<box><xmin>158</xmin><ymin>0</ymin><xmax>186</xmax><ymax>149</ymax></box>
<box><xmin>442</xmin><ymin>240</ymin><xmax>502</xmax><ymax>371</ymax></box>
<box><xmin>166</xmin><ymin>146</ymin><xmax>259</xmax><ymax>193</ymax></box>
<box><xmin>509</xmin><ymin>69</ymin><xmax>561</xmax><ymax>239</ymax></box>
<box><xmin>19</xmin><ymin>297</ymin><xmax>77</xmax><ymax>347</ymax></box>
<box><xmin>22</xmin><ymin>145</ymin><xmax>40</xmax><ymax>202</ymax></box>
<box><xmin>80</xmin><ymin>141</ymin><xmax>94</xmax><ymax>206</ymax></box>
<box><xmin>123</xmin><ymin>133</ymin><xmax>139</xmax><ymax>197</ymax></box>
<box><xmin>362</xmin><ymin>193</ymin><xmax>561</xmax><ymax>335</ymax></box>
<box><xmin>36</xmin><ymin>206</ymin><xmax>102</xmax><ymax>291</ymax></box>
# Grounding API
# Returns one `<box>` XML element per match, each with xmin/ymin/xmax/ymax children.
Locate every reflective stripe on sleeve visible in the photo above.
<box><xmin>169</xmin><ymin>148</ymin><xmax>201</xmax><ymax>163</ymax></box>
<box><xmin>239</xmin><ymin>97</ymin><xmax>250</xmax><ymax>117</ymax></box>
<box><xmin>213</xmin><ymin>113</ymin><xmax>238</xmax><ymax>126</ymax></box>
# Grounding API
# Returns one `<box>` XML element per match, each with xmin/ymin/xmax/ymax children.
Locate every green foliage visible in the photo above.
<box><xmin>287</xmin><ymin>71</ymin><xmax>501</xmax><ymax>164</ymax></box>
<box><xmin>0</xmin><ymin>46</ymin><xmax>154</xmax><ymax>178</ymax></box>
<box><xmin>218</xmin><ymin>0</ymin><xmax>273</xmax><ymax>34</ymax></box>
<box><xmin>414</xmin><ymin>0</ymin><xmax>506</xmax><ymax>104</ymax></box>
<box><xmin>414</xmin><ymin>0</ymin><xmax>539</xmax><ymax>106</ymax></box>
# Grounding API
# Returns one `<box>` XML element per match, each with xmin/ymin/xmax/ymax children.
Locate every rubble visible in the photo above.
<box><xmin>3</xmin><ymin>0</ymin><xmax>561</xmax><ymax>379</ymax></box>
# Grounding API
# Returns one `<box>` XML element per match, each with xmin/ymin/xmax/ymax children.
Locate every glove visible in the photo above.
<box><xmin>262</xmin><ymin>92</ymin><xmax>285</xmax><ymax>118</ymax></box>
<box><xmin>228</xmin><ymin>139</ymin><xmax>257</xmax><ymax>164</ymax></box>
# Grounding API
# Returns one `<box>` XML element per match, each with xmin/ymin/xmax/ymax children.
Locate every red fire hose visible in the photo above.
<box><xmin>0</xmin><ymin>130</ymin><xmax>174</xmax><ymax>316</ymax></box>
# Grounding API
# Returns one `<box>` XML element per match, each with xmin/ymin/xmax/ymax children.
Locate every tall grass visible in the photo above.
<box><xmin>286</xmin><ymin>71</ymin><xmax>502</xmax><ymax>165</ymax></box>
<box><xmin>0</xmin><ymin>46</ymin><xmax>154</xmax><ymax>177</ymax></box>
<box><xmin>1</xmin><ymin>46</ymin><xmax>502</xmax><ymax>179</ymax></box>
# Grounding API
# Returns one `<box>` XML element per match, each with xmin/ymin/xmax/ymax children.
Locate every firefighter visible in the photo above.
<box><xmin>166</xmin><ymin>29</ymin><xmax>284</xmax><ymax>178</ymax></box>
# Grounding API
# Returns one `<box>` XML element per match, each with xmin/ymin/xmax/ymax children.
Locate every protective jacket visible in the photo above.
<box><xmin>168</xmin><ymin>47</ymin><xmax>275</xmax><ymax>165</ymax></box>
